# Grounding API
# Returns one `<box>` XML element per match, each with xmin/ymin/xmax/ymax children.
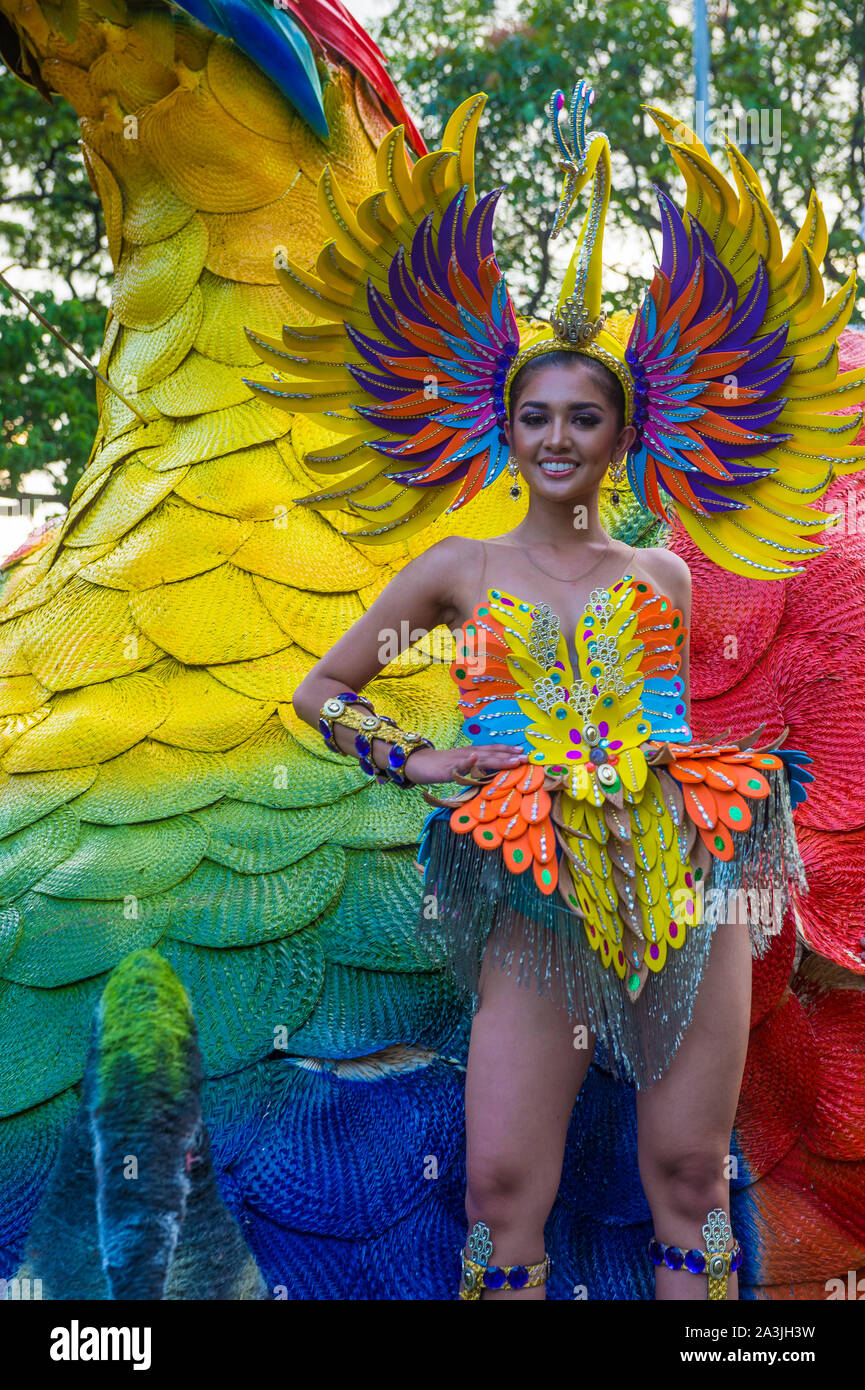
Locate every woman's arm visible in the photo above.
<box><xmin>292</xmin><ymin>536</ymin><xmax>528</xmax><ymax>785</ymax></box>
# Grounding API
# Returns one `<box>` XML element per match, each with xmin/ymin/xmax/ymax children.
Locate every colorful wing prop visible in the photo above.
<box><xmin>242</xmin><ymin>94</ymin><xmax>521</xmax><ymax>542</ymax></box>
<box><xmin>621</xmin><ymin>105</ymin><xmax>865</xmax><ymax>578</ymax></box>
<box><xmin>243</xmin><ymin>77</ymin><xmax>865</xmax><ymax>565</ymax></box>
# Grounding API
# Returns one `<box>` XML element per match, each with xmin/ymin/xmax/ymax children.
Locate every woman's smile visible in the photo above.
<box><xmin>536</xmin><ymin>456</ymin><xmax>581</xmax><ymax>479</ymax></box>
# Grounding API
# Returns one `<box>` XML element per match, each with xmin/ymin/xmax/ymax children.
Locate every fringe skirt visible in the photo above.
<box><xmin>415</xmin><ymin>769</ymin><xmax>808</xmax><ymax>1091</ymax></box>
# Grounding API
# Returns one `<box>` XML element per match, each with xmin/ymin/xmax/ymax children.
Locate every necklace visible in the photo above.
<box><xmin>520</xmin><ymin>538</ymin><xmax>626</xmax><ymax>585</ymax></box>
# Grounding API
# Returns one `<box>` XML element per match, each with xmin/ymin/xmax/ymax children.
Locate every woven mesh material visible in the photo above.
<box><xmin>280</xmin><ymin>962</ymin><xmax>466</xmax><ymax>1058</ymax></box>
<box><xmin>748</xmin><ymin>1142</ymin><xmax>865</xmax><ymax>1284</ymax></box>
<box><xmin>189</xmin><ymin>798</ymin><xmax>339</xmax><ymax>872</ymax></box>
<box><xmin>33</xmin><ymin>815</ymin><xmax>209</xmax><ymax>899</ymax></box>
<box><xmin>796</xmin><ymin>826</ymin><xmax>865</xmax><ymax>967</ymax></box>
<box><xmin>0</xmin><ymin>767</ymin><xmax>95</xmax><ymax>841</ymax></box>
<box><xmin>0</xmin><ymin>1086</ymin><xmax>80</xmax><ymax>1264</ymax></box>
<box><xmin>0</xmin><ymin>805</ymin><xmax>80</xmax><ymax>902</ymax></box>
<box><xmin>799</xmin><ymin>990</ymin><xmax>865</xmax><ymax>1160</ymax></box>
<box><xmin>205</xmin><ymin>1057</ymin><xmax>465</xmax><ymax>1237</ymax></box>
<box><xmin>0</xmin><ymin>974</ymin><xmax>104</xmax><ymax>1116</ymax></box>
<box><xmin>239</xmin><ymin>1192</ymin><xmax>467</xmax><ymax>1300</ymax></box>
<box><xmin>692</xmin><ymin>667</ymin><xmax>785</xmax><ymax>746</ymax></box>
<box><xmin>736</xmin><ymin>993</ymin><xmax>820</xmax><ymax>1181</ymax></box>
<box><xmin>688</xmin><ymin>561</ymin><xmax>786</xmax><ymax>702</ymax></box>
<box><xmin>555</xmin><ymin>1066</ymin><xmax>649</xmax><ymax>1222</ymax></box>
<box><xmin>782</xmin><ymin>672</ymin><xmax>865</xmax><ymax>831</ymax></box>
<box><xmin>315</xmin><ymin>848</ymin><xmax>444</xmax><ymax>972</ymax></box>
<box><xmin>161</xmin><ymin>935</ymin><xmax>325</xmax><ymax>1076</ymax></box>
<box><xmin>4</xmin><ymin>889</ymin><xmax>169</xmax><ymax>987</ymax></box>
<box><xmin>545</xmin><ymin>1202</ymin><xmax>656</xmax><ymax>1301</ymax></box>
<box><xmin>750</xmin><ymin>908</ymin><xmax>797</xmax><ymax>1027</ymax></box>
<box><xmin>162</xmin><ymin>844</ymin><xmax>346</xmax><ymax>946</ymax></box>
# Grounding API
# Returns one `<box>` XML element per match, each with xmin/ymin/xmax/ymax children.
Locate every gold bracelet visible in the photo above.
<box><xmin>319</xmin><ymin>694</ymin><xmax>434</xmax><ymax>787</ymax></box>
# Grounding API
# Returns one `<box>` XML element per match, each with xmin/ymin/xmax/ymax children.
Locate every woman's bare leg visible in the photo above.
<box><xmin>463</xmin><ymin>923</ymin><xmax>596</xmax><ymax>1300</ymax></box>
<box><xmin>636</xmin><ymin>922</ymin><xmax>752</xmax><ymax>1300</ymax></box>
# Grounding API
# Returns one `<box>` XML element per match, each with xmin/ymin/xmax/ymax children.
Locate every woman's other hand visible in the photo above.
<box><xmin>404</xmin><ymin>744</ymin><xmax>528</xmax><ymax>787</ymax></box>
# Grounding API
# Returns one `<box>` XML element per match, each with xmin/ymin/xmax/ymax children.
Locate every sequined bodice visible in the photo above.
<box><xmin>450</xmin><ymin>575</ymin><xmax>691</xmax><ymax>753</ymax></box>
<box><xmin>481</xmin><ymin>575</ymin><xmax>644</xmax><ymax>682</ymax></box>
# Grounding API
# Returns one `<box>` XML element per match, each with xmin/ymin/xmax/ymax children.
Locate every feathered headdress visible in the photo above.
<box><xmin>243</xmin><ymin>79</ymin><xmax>865</xmax><ymax>576</ymax></box>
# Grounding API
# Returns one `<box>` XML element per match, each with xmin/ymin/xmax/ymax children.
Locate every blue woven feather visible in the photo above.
<box><xmin>171</xmin><ymin>0</ymin><xmax>329</xmax><ymax>138</ymax></box>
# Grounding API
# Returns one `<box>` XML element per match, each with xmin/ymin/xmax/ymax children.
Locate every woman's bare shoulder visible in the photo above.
<box><xmin>404</xmin><ymin>534</ymin><xmax>484</xmax><ymax>586</ymax></box>
<box><xmin>417</xmin><ymin>534</ymin><xmax>484</xmax><ymax>563</ymax></box>
<box><xmin>638</xmin><ymin>546</ymin><xmax>692</xmax><ymax>604</ymax></box>
<box><xmin>399</xmin><ymin>535</ymin><xmax>486</xmax><ymax>625</ymax></box>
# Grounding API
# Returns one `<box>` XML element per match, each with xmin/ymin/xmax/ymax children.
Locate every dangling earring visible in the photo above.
<box><xmin>608</xmin><ymin>457</ymin><xmax>626</xmax><ymax>507</ymax></box>
<box><xmin>508</xmin><ymin>454</ymin><xmax>522</xmax><ymax>500</ymax></box>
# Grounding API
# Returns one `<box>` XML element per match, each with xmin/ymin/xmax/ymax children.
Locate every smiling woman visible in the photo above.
<box><xmin>291</xmin><ymin>342</ymin><xmax>801</xmax><ymax>1305</ymax></box>
<box><xmin>505</xmin><ymin>350</ymin><xmax>630</xmax><ymax>499</ymax></box>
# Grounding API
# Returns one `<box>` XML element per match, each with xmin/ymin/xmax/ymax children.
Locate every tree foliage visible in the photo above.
<box><xmin>371</xmin><ymin>0</ymin><xmax>865</xmax><ymax>322</ymax></box>
<box><xmin>0</xmin><ymin>65</ymin><xmax>109</xmax><ymax>505</ymax></box>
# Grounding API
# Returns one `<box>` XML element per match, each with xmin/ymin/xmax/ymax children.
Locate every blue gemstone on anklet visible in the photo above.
<box><xmin>648</xmin><ymin>1239</ymin><xmax>664</xmax><ymax>1265</ymax></box>
<box><xmin>483</xmin><ymin>1266</ymin><xmax>506</xmax><ymax>1290</ymax></box>
<box><xmin>508</xmin><ymin>1265</ymin><xmax>529</xmax><ymax>1288</ymax></box>
<box><xmin>663</xmin><ymin>1245</ymin><xmax>685</xmax><ymax>1270</ymax></box>
<box><xmin>684</xmin><ymin>1248</ymin><xmax>706</xmax><ymax>1273</ymax></box>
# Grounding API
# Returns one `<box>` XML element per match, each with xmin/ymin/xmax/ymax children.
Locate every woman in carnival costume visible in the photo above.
<box><xmin>244</xmin><ymin>80</ymin><xmax>865</xmax><ymax>1299</ymax></box>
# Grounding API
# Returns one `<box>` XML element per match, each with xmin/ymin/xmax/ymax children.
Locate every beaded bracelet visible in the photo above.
<box><xmin>319</xmin><ymin>691</ymin><xmax>434</xmax><ymax>788</ymax></box>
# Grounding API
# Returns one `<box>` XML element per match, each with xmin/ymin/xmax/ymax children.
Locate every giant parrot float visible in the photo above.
<box><xmin>0</xmin><ymin>0</ymin><xmax>863</xmax><ymax>1299</ymax></box>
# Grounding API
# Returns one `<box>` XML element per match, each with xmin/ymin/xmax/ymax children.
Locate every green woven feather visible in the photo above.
<box><xmin>164</xmin><ymin>845</ymin><xmax>346</xmax><ymax>947</ymax></box>
<box><xmin>161</xmin><ymin>934</ymin><xmax>326</xmax><ymax>1075</ymax></box>
<box><xmin>0</xmin><ymin>806</ymin><xmax>81</xmax><ymax>903</ymax></box>
<box><xmin>32</xmin><ymin>816</ymin><xmax>209</xmax><ymax>899</ymax></box>
<box><xmin>4</xmin><ymin>889</ymin><xmax>171</xmax><ymax>987</ymax></box>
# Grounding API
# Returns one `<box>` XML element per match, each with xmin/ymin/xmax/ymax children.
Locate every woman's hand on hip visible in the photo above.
<box><xmin>404</xmin><ymin>744</ymin><xmax>528</xmax><ymax>787</ymax></box>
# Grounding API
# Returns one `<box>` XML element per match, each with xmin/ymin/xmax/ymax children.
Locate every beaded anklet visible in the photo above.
<box><xmin>459</xmin><ymin>1221</ymin><xmax>551</xmax><ymax>1300</ymax></box>
<box><xmin>648</xmin><ymin>1208</ymin><xmax>742</xmax><ymax>1300</ymax></box>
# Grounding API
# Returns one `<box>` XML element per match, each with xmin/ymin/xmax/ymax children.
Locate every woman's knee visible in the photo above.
<box><xmin>639</xmin><ymin>1144</ymin><xmax>731</xmax><ymax>1221</ymax></box>
<box><xmin>465</xmin><ymin>1149</ymin><xmax>558</xmax><ymax>1230</ymax></box>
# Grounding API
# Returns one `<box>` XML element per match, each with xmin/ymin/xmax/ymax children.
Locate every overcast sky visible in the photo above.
<box><xmin>347</xmin><ymin>1</ymin><xmax>393</xmax><ymax>20</ymax></box>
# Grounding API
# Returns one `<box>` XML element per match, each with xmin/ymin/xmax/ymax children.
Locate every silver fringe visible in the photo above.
<box><xmin>416</xmin><ymin>768</ymin><xmax>808</xmax><ymax>1091</ymax></box>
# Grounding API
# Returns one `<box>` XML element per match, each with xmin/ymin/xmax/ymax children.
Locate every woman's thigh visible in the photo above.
<box><xmin>636</xmin><ymin>921</ymin><xmax>752</xmax><ymax>1192</ymax></box>
<box><xmin>465</xmin><ymin>918</ymin><xmax>596</xmax><ymax>1219</ymax></box>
